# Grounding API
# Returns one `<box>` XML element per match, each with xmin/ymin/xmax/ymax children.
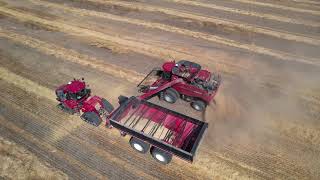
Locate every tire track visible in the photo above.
<box><xmin>164</xmin><ymin>0</ymin><xmax>320</xmax><ymax>27</ymax></box>
<box><xmin>0</xmin><ymin>121</ymin><xmax>87</xmax><ymax>180</ymax></box>
<box><xmin>93</xmin><ymin>0</ymin><xmax>320</xmax><ymax>45</ymax></box>
<box><xmin>25</xmin><ymin>0</ymin><xmax>320</xmax><ymax>69</ymax></box>
<box><xmin>0</xmin><ymin>115</ymin><xmax>104</xmax><ymax>179</ymax></box>
<box><xmin>230</xmin><ymin>0</ymin><xmax>320</xmax><ymax>15</ymax></box>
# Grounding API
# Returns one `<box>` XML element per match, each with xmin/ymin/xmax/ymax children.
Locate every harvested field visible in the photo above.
<box><xmin>0</xmin><ymin>0</ymin><xmax>319</xmax><ymax>179</ymax></box>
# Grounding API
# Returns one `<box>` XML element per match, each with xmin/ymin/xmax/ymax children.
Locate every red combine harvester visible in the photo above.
<box><xmin>55</xmin><ymin>60</ymin><xmax>221</xmax><ymax>164</ymax></box>
<box><xmin>138</xmin><ymin>60</ymin><xmax>221</xmax><ymax>111</ymax></box>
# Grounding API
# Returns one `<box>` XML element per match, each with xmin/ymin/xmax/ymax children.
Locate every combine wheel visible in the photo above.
<box><xmin>150</xmin><ymin>146</ymin><xmax>172</xmax><ymax>164</ymax></box>
<box><xmin>80</xmin><ymin>112</ymin><xmax>102</xmax><ymax>126</ymax></box>
<box><xmin>163</xmin><ymin>88</ymin><xmax>179</xmax><ymax>104</ymax></box>
<box><xmin>101</xmin><ymin>98</ymin><xmax>114</xmax><ymax>113</ymax></box>
<box><xmin>191</xmin><ymin>100</ymin><xmax>206</xmax><ymax>112</ymax></box>
<box><xmin>129</xmin><ymin>137</ymin><xmax>150</xmax><ymax>154</ymax></box>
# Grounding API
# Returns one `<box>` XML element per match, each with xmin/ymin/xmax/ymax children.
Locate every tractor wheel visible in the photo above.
<box><xmin>129</xmin><ymin>137</ymin><xmax>150</xmax><ymax>154</ymax></box>
<box><xmin>57</xmin><ymin>103</ymin><xmax>75</xmax><ymax>115</ymax></box>
<box><xmin>163</xmin><ymin>88</ymin><xmax>179</xmax><ymax>104</ymax></box>
<box><xmin>118</xmin><ymin>95</ymin><xmax>128</xmax><ymax>105</ymax></box>
<box><xmin>191</xmin><ymin>100</ymin><xmax>206</xmax><ymax>112</ymax></box>
<box><xmin>150</xmin><ymin>146</ymin><xmax>172</xmax><ymax>165</ymax></box>
<box><xmin>101</xmin><ymin>98</ymin><xmax>114</xmax><ymax>113</ymax></box>
<box><xmin>80</xmin><ymin>112</ymin><xmax>102</xmax><ymax>127</ymax></box>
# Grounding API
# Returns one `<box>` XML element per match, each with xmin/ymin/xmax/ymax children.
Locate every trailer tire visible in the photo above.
<box><xmin>163</xmin><ymin>88</ymin><xmax>179</xmax><ymax>104</ymax></box>
<box><xmin>191</xmin><ymin>100</ymin><xmax>206</xmax><ymax>112</ymax></box>
<box><xmin>102</xmin><ymin>98</ymin><xmax>114</xmax><ymax>113</ymax></box>
<box><xmin>81</xmin><ymin>112</ymin><xmax>102</xmax><ymax>127</ymax></box>
<box><xmin>150</xmin><ymin>147</ymin><xmax>172</xmax><ymax>165</ymax></box>
<box><xmin>129</xmin><ymin>137</ymin><xmax>150</xmax><ymax>154</ymax></box>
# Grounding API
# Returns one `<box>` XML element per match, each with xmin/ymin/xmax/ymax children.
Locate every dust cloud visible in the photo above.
<box><xmin>203</xmin><ymin>56</ymin><xmax>319</xmax><ymax>148</ymax></box>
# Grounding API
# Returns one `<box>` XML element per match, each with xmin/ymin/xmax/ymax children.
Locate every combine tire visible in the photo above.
<box><xmin>101</xmin><ymin>98</ymin><xmax>114</xmax><ymax>113</ymax></box>
<box><xmin>129</xmin><ymin>137</ymin><xmax>150</xmax><ymax>154</ymax></box>
<box><xmin>81</xmin><ymin>112</ymin><xmax>102</xmax><ymax>126</ymax></box>
<box><xmin>150</xmin><ymin>146</ymin><xmax>172</xmax><ymax>164</ymax></box>
<box><xmin>163</xmin><ymin>88</ymin><xmax>179</xmax><ymax>104</ymax></box>
<box><xmin>191</xmin><ymin>100</ymin><xmax>206</xmax><ymax>112</ymax></box>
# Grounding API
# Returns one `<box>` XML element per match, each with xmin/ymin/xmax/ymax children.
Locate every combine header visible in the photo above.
<box><xmin>55</xmin><ymin>60</ymin><xmax>221</xmax><ymax>164</ymax></box>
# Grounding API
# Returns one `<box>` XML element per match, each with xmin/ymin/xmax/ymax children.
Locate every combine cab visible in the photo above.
<box><xmin>138</xmin><ymin>60</ymin><xmax>221</xmax><ymax>111</ymax></box>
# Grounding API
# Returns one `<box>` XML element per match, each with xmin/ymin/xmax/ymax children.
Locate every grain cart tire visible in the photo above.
<box><xmin>150</xmin><ymin>146</ymin><xmax>172</xmax><ymax>164</ymax></box>
<box><xmin>81</xmin><ymin>112</ymin><xmax>102</xmax><ymax>127</ymax></box>
<box><xmin>101</xmin><ymin>98</ymin><xmax>114</xmax><ymax>113</ymax></box>
<box><xmin>163</xmin><ymin>88</ymin><xmax>179</xmax><ymax>104</ymax></box>
<box><xmin>191</xmin><ymin>100</ymin><xmax>206</xmax><ymax>112</ymax></box>
<box><xmin>129</xmin><ymin>137</ymin><xmax>150</xmax><ymax>154</ymax></box>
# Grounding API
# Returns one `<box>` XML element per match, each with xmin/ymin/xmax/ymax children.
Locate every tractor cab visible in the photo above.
<box><xmin>55</xmin><ymin>79</ymin><xmax>91</xmax><ymax>113</ymax></box>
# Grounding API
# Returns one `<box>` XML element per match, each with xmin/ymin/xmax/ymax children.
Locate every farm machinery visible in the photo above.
<box><xmin>55</xmin><ymin>60</ymin><xmax>221</xmax><ymax>164</ymax></box>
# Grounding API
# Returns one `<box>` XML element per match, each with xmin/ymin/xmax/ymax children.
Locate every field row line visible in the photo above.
<box><xmin>2</xmin><ymin>3</ymin><xmax>319</xmax><ymax>70</ymax></box>
<box><xmin>164</xmin><ymin>0</ymin><xmax>320</xmax><ymax>27</ymax></box>
<box><xmin>0</xmin><ymin>27</ymin><xmax>144</xmax><ymax>84</ymax></box>
<box><xmin>0</xmin><ymin>23</ymin><xmax>317</xmax><ymax>104</ymax></box>
<box><xmin>95</xmin><ymin>0</ymin><xmax>320</xmax><ymax>45</ymax></box>
<box><xmin>230</xmin><ymin>0</ymin><xmax>320</xmax><ymax>15</ymax></box>
<box><xmin>0</xmin><ymin>6</ymin><xmax>239</xmax><ymax>75</ymax></box>
<box><xmin>0</xmin><ymin>113</ymin><xmax>104</xmax><ymax>179</ymax></box>
<box><xmin>290</xmin><ymin>0</ymin><xmax>320</xmax><ymax>5</ymax></box>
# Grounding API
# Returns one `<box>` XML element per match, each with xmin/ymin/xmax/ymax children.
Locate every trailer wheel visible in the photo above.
<box><xmin>129</xmin><ymin>137</ymin><xmax>150</xmax><ymax>154</ymax></box>
<box><xmin>191</xmin><ymin>100</ymin><xmax>206</xmax><ymax>112</ymax></box>
<box><xmin>101</xmin><ymin>98</ymin><xmax>114</xmax><ymax>113</ymax></box>
<box><xmin>150</xmin><ymin>147</ymin><xmax>172</xmax><ymax>165</ymax></box>
<box><xmin>81</xmin><ymin>112</ymin><xmax>102</xmax><ymax>127</ymax></box>
<box><xmin>163</xmin><ymin>88</ymin><xmax>179</xmax><ymax>104</ymax></box>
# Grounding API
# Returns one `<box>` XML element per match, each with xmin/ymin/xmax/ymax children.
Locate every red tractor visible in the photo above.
<box><xmin>55</xmin><ymin>78</ymin><xmax>114</xmax><ymax>126</ymax></box>
<box><xmin>138</xmin><ymin>60</ymin><xmax>221</xmax><ymax>111</ymax></box>
<box><xmin>55</xmin><ymin>60</ymin><xmax>220</xmax><ymax>164</ymax></box>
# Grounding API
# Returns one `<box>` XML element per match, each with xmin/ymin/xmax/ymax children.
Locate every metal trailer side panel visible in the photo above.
<box><xmin>108</xmin><ymin>97</ymin><xmax>208</xmax><ymax>162</ymax></box>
